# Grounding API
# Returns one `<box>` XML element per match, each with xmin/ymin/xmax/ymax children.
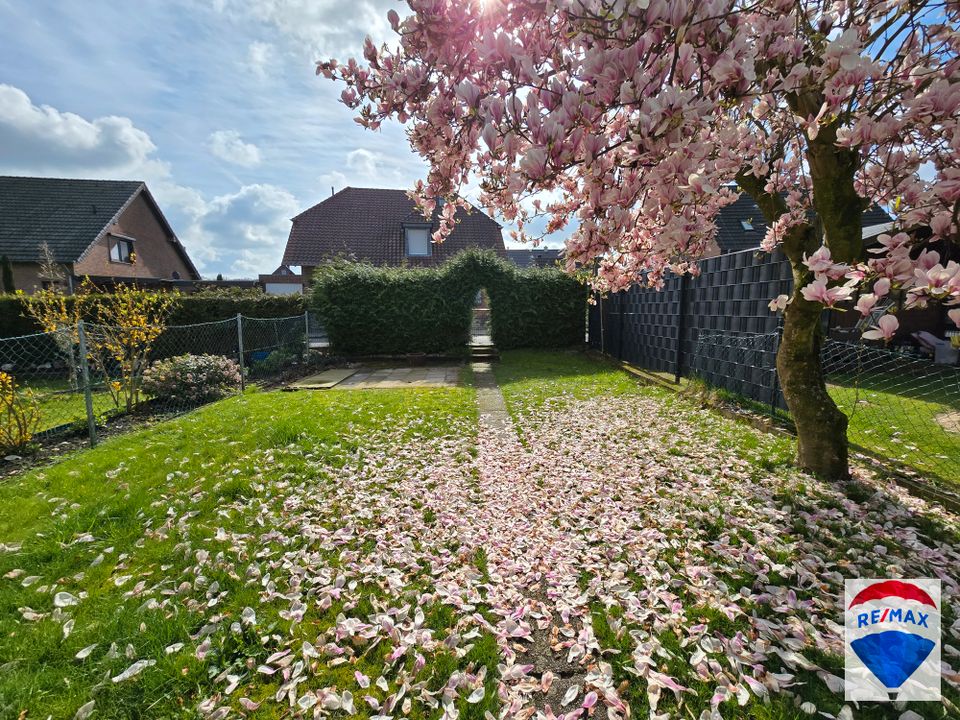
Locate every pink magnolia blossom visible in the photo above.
<box><xmin>768</xmin><ymin>294</ymin><xmax>789</xmax><ymax>313</ymax></box>
<box><xmin>862</xmin><ymin>315</ymin><xmax>899</xmax><ymax>341</ymax></box>
<box><xmin>799</xmin><ymin>278</ymin><xmax>853</xmax><ymax>307</ymax></box>
<box><xmin>949</xmin><ymin>308</ymin><xmax>960</xmax><ymax>329</ymax></box>
<box><xmin>855</xmin><ymin>293</ymin><xmax>878</xmax><ymax>316</ymax></box>
<box><xmin>873</xmin><ymin>277</ymin><xmax>891</xmax><ymax>298</ymax></box>
<box><xmin>318</xmin><ymin>0</ymin><xmax>959</xmax><ymax>318</ymax></box>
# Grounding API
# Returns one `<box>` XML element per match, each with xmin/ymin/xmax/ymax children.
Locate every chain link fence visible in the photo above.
<box><xmin>684</xmin><ymin>330</ymin><xmax>960</xmax><ymax>484</ymax></box>
<box><xmin>0</xmin><ymin>313</ymin><xmax>316</xmax><ymax>452</ymax></box>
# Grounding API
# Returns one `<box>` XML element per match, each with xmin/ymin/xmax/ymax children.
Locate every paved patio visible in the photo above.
<box><xmin>291</xmin><ymin>365</ymin><xmax>462</xmax><ymax>390</ymax></box>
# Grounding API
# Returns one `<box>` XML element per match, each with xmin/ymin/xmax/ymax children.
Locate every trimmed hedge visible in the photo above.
<box><xmin>0</xmin><ymin>290</ymin><xmax>305</xmax><ymax>338</ymax></box>
<box><xmin>168</xmin><ymin>293</ymin><xmax>304</xmax><ymax>326</ymax></box>
<box><xmin>311</xmin><ymin>249</ymin><xmax>586</xmax><ymax>355</ymax></box>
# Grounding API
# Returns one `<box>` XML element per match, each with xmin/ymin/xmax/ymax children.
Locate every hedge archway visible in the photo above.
<box><xmin>311</xmin><ymin>249</ymin><xmax>586</xmax><ymax>355</ymax></box>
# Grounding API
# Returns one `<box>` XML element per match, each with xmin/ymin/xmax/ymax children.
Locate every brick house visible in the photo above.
<box><xmin>281</xmin><ymin>187</ymin><xmax>505</xmax><ymax>286</ymax></box>
<box><xmin>0</xmin><ymin>176</ymin><xmax>200</xmax><ymax>294</ymax></box>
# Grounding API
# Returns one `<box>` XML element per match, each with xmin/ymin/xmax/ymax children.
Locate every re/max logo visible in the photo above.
<box><xmin>855</xmin><ymin>607</ymin><xmax>930</xmax><ymax>628</ymax></box>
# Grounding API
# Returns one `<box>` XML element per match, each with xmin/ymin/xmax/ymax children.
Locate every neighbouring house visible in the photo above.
<box><xmin>258</xmin><ymin>264</ymin><xmax>303</xmax><ymax>295</ymax></box>
<box><xmin>281</xmin><ymin>187</ymin><xmax>506</xmax><ymax>286</ymax></box>
<box><xmin>506</xmin><ymin>248</ymin><xmax>564</xmax><ymax>269</ymax></box>
<box><xmin>0</xmin><ymin>176</ymin><xmax>200</xmax><ymax>294</ymax></box>
<box><xmin>708</xmin><ymin>192</ymin><xmax>893</xmax><ymax>255</ymax></box>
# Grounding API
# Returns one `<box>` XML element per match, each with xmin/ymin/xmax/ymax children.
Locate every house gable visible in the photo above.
<box><xmin>0</xmin><ymin>176</ymin><xmax>200</xmax><ymax>287</ymax></box>
<box><xmin>73</xmin><ymin>191</ymin><xmax>200</xmax><ymax>282</ymax></box>
<box><xmin>282</xmin><ymin>187</ymin><xmax>506</xmax><ymax>268</ymax></box>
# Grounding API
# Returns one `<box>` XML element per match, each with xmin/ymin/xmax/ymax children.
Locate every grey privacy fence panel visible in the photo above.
<box><xmin>620</xmin><ymin>279</ymin><xmax>684</xmax><ymax>374</ymax></box>
<box><xmin>589</xmin><ymin>247</ymin><xmax>793</xmax><ymax>376</ymax></box>
<box><xmin>691</xmin><ymin>331</ymin><xmax>785</xmax><ymax>410</ymax></box>
<box><xmin>680</xmin><ymin>248</ymin><xmax>792</xmax><ymax>372</ymax></box>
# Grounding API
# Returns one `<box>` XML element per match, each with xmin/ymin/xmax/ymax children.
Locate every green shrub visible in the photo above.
<box><xmin>168</xmin><ymin>291</ymin><xmax>304</xmax><ymax>325</ymax></box>
<box><xmin>251</xmin><ymin>347</ymin><xmax>299</xmax><ymax>377</ymax></box>
<box><xmin>142</xmin><ymin>354</ymin><xmax>242</xmax><ymax>406</ymax></box>
<box><xmin>311</xmin><ymin>249</ymin><xmax>586</xmax><ymax>355</ymax></box>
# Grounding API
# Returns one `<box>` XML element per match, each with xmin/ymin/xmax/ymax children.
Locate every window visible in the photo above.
<box><xmin>171</xmin><ymin>271</ymin><xmax>181</xmax><ymax>280</ymax></box>
<box><xmin>405</xmin><ymin>226</ymin><xmax>431</xmax><ymax>256</ymax></box>
<box><xmin>109</xmin><ymin>236</ymin><xmax>135</xmax><ymax>263</ymax></box>
<box><xmin>740</xmin><ymin>219</ymin><xmax>754</xmax><ymax>231</ymax></box>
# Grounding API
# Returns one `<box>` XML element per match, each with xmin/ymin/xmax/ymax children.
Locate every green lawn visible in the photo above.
<box><xmin>494</xmin><ymin>350</ymin><xmax>797</xmax><ymax>471</ymax></box>
<box><xmin>21</xmin><ymin>378</ymin><xmax>116</xmax><ymax>433</ymax></box>
<box><xmin>827</xmin><ymin>370</ymin><xmax>960</xmax><ymax>485</ymax></box>
<box><xmin>0</xmin><ymin>352</ymin><xmax>957</xmax><ymax>720</ymax></box>
<box><xmin>494</xmin><ymin>351</ymin><xmax>959</xmax><ymax>720</ymax></box>
<box><xmin>0</xmin><ymin>385</ymin><xmax>481</xmax><ymax>718</ymax></box>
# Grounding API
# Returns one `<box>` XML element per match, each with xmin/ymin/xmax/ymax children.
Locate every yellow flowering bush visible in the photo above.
<box><xmin>0</xmin><ymin>371</ymin><xmax>40</xmax><ymax>450</ymax></box>
<box><xmin>87</xmin><ymin>283</ymin><xmax>176</xmax><ymax>412</ymax></box>
<box><xmin>18</xmin><ymin>286</ymin><xmax>86</xmax><ymax>389</ymax></box>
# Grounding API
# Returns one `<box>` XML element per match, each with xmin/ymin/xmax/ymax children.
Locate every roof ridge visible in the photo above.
<box><xmin>0</xmin><ymin>175</ymin><xmax>144</xmax><ymax>184</ymax></box>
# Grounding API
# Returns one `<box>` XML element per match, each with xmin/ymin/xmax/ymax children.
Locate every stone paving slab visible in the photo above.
<box><xmin>290</xmin><ymin>368</ymin><xmax>359</xmax><ymax>389</ymax></box>
<box><xmin>338</xmin><ymin>365</ymin><xmax>462</xmax><ymax>389</ymax></box>
<box><xmin>472</xmin><ymin>362</ymin><xmax>512</xmax><ymax>434</ymax></box>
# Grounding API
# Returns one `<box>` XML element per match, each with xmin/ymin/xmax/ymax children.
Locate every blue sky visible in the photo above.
<box><xmin>0</xmin><ymin>0</ymin><xmax>554</xmax><ymax>278</ymax></box>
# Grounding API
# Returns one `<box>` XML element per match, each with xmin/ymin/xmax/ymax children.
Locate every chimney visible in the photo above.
<box><xmin>330</xmin><ymin>186</ymin><xmax>334</xmax><ymax>197</ymax></box>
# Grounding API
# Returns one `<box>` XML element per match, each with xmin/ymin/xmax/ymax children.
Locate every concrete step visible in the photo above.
<box><xmin>470</xmin><ymin>345</ymin><xmax>500</xmax><ymax>361</ymax></box>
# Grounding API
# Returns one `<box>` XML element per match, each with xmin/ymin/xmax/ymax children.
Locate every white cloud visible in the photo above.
<box><xmin>319</xmin><ymin>170</ymin><xmax>348</xmax><ymax>194</ymax></box>
<box><xmin>181</xmin><ymin>184</ymin><xmax>300</xmax><ymax>275</ymax></box>
<box><xmin>208</xmin><ymin>129</ymin><xmax>261</xmax><ymax>167</ymax></box>
<box><xmin>0</xmin><ymin>83</ymin><xmax>157</xmax><ymax>174</ymax></box>
<box><xmin>215</xmin><ymin>0</ymin><xmax>395</xmax><ymax>58</ymax></box>
<box><xmin>346</xmin><ymin>148</ymin><xmax>378</xmax><ymax>176</ymax></box>
<box><xmin>246</xmin><ymin>41</ymin><xmax>274</xmax><ymax>79</ymax></box>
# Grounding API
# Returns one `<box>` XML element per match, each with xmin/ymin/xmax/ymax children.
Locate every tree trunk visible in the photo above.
<box><xmin>737</xmin><ymin>156</ymin><xmax>856</xmax><ymax>481</ymax></box>
<box><xmin>777</xmin><ymin>265</ymin><xmax>850</xmax><ymax>480</ymax></box>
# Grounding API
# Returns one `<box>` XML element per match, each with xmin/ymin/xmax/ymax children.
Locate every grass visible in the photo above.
<box><xmin>19</xmin><ymin>378</ymin><xmax>115</xmax><ymax>433</ymax></box>
<box><xmin>827</xmin><ymin>370</ymin><xmax>960</xmax><ymax>485</ymax></box>
<box><xmin>0</xmin><ymin>384</ymin><xmax>479</xmax><ymax>718</ymax></box>
<box><xmin>494</xmin><ymin>352</ymin><xmax>957</xmax><ymax>720</ymax></box>
<box><xmin>1</xmin><ymin>351</ymin><xmax>956</xmax><ymax>719</ymax></box>
<box><xmin>612</xmin><ymin>354</ymin><xmax>960</xmax><ymax>486</ymax></box>
<box><xmin>493</xmin><ymin>349</ymin><xmax>641</xmax><ymax>415</ymax></box>
<box><xmin>495</xmin><ymin>349</ymin><xmax>797</xmax><ymax>476</ymax></box>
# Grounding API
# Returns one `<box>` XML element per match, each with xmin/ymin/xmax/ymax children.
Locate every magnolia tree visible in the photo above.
<box><xmin>321</xmin><ymin>0</ymin><xmax>960</xmax><ymax>479</ymax></box>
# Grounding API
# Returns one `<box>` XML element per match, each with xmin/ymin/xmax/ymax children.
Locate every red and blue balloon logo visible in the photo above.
<box><xmin>847</xmin><ymin>580</ymin><xmax>938</xmax><ymax>692</ymax></box>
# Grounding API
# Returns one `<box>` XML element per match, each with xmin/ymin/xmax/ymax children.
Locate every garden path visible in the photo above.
<box><xmin>471</xmin><ymin>361</ymin><xmax>611</xmax><ymax>718</ymax></box>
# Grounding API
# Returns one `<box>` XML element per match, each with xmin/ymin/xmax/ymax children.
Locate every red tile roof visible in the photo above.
<box><xmin>281</xmin><ymin>187</ymin><xmax>505</xmax><ymax>267</ymax></box>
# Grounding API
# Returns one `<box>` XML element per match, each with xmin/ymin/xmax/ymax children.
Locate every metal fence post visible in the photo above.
<box><xmin>236</xmin><ymin>313</ymin><xmax>246</xmax><ymax>392</ymax></box>
<box><xmin>769</xmin><ymin>316</ymin><xmax>784</xmax><ymax>416</ymax></box>
<box><xmin>617</xmin><ymin>293</ymin><xmax>625</xmax><ymax>361</ymax></box>
<box><xmin>77</xmin><ymin>320</ymin><xmax>98</xmax><ymax>447</ymax></box>
<box><xmin>303</xmin><ymin>311</ymin><xmax>310</xmax><ymax>357</ymax></box>
<box><xmin>674</xmin><ymin>274</ymin><xmax>688</xmax><ymax>383</ymax></box>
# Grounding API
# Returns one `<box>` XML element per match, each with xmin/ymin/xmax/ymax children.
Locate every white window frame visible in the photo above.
<box><xmin>109</xmin><ymin>235</ymin><xmax>135</xmax><ymax>264</ymax></box>
<box><xmin>404</xmin><ymin>226</ymin><xmax>432</xmax><ymax>257</ymax></box>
